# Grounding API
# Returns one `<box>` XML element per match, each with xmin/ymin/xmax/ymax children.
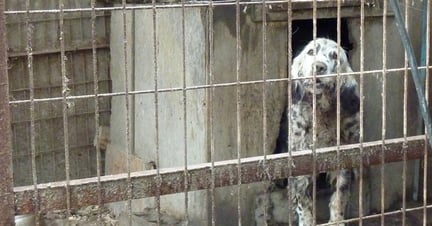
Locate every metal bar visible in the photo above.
<box><xmin>412</xmin><ymin>0</ymin><xmax>429</xmax><ymax>203</ymax></box>
<box><xmin>402</xmin><ymin>0</ymin><xmax>409</xmax><ymax>225</ymax></box>
<box><xmin>59</xmin><ymin>0</ymin><xmax>72</xmax><ymax>218</ymax></box>
<box><xmin>286</xmin><ymin>0</ymin><xmax>293</xmax><ymax>225</ymax></box>
<box><xmin>181</xmin><ymin>0</ymin><xmax>189</xmax><ymax>223</ymax></box>
<box><xmin>389</xmin><ymin>0</ymin><xmax>432</xmax><ymax>149</ymax></box>
<box><xmin>151</xmin><ymin>0</ymin><xmax>162</xmax><ymax>222</ymax></box>
<box><xmin>235</xmin><ymin>0</ymin><xmax>242</xmax><ymax>224</ymax></box>
<box><xmin>8</xmin><ymin>44</ymin><xmax>109</xmax><ymax>58</ymax></box>
<box><xmin>260</xmin><ymin>0</ymin><xmax>270</xmax><ymax>224</ymax></box>
<box><xmin>13</xmin><ymin>135</ymin><xmax>429</xmax><ymax>215</ymax></box>
<box><xmin>358</xmin><ymin>1</ymin><xmax>365</xmax><ymax>225</ymax></box>
<box><xmin>120</xmin><ymin>0</ymin><xmax>133</xmax><ymax>223</ymax></box>
<box><xmin>381</xmin><ymin>0</ymin><xmax>388</xmax><ymax>225</ymax></box>
<box><xmin>0</xmin><ymin>0</ymin><xmax>15</xmax><ymax>224</ymax></box>
<box><xmin>10</xmin><ymin>66</ymin><xmax>432</xmax><ymax>105</ymax></box>
<box><xmin>5</xmin><ymin>13</ymin><xmax>107</xmax><ymax>25</ymax></box>
<box><xmin>317</xmin><ymin>205</ymin><xmax>432</xmax><ymax>226</ymax></box>
<box><xmin>25</xmin><ymin>0</ymin><xmax>40</xmax><ymax>223</ymax></box>
<box><xmin>312</xmin><ymin>0</ymin><xmax>318</xmax><ymax>224</ymax></box>
<box><xmin>208</xmin><ymin>0</ymin><xmax>216</xmax><ymax>224</ymax></box>
<box><xmin>424</xmin><ymin>0</ymin><xmax>431</xmax><ymax>224</ymax></box>
<box><xmin>90</xmin><ymin>0</ymin><xmax>103</xmax><ymax>220</ymax></box>
<box><xmin>2</xmin><ymin>1</ymin><xmax>368</xmax><ymax>15</ymax></box>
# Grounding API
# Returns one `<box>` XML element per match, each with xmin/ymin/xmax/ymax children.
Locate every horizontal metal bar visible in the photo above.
<box><xmin>8</xmin><ymin>44</ymin><xmax>109</xmax><ymax>58</ymax></box>
<box><xmin>13</xmin><ymin>144</ymin><xmax>97</xmax><ymax>158</ymax></box>
<box><xmin>317</xmin><ymin>204</ymin><xmax>432</xmax><ymax>226</ymax></box>
<box><xmin>14</xmin><ymin>135</ymin><xmax>429</xmax><ymax>214</ymax></box>
<box><xmin>10</xmin><ymin>109</ymin><xmax>110</xmax><ymax>124</ymax></box>
<box><xmin>9</xmin><ymin>65</ymin><xmax>432</xmax><ymax>105</ymax></box>
<box><xmin>2</xmin><ymin>0</ymin><xmax>375</xmax><ymax>15</ymax></box>
<box><xmin>253</xmin><ymin>4</ymin><xmax>392</xmax><ymax>22</ymax></box>
<box><xmin>5</xmin><ymin>12</ymin><xmax>107</xmax><ymax>25</ymax></box>
<box><xmin>10</xmin><ymin>79</ymin><xmax>111</xmax><ymax>93</ymax></box>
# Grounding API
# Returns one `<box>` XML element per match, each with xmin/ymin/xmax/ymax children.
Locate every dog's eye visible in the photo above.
<box><xmin>307</xmin><ymin>49</ymin><xmax>314</xmax><ymax>55</ymax></box>
<box><xmin>329</xmin><ymin>51</ymin><xmax>338</xmax><ymax>60</ymax></box>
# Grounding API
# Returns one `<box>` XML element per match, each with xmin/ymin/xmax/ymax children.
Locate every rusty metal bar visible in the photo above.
<box><xmin>2</xmin><ymin>0</ymin><xmax>370</xmax><ymax>15</ymax></box>
<box><xmin>312</xmin><ymin>0</ymin><xmax>318</xmax><ymax>223</ymax></box>
<box><xmin>7</xmin><ymin>44</ymin><xmax>109</xmax><ymax>58</ymax></box>
<box><xmin>358</xmin><ymin>1</ymin><xmax>365</xmax><ymax>225</ymax></box>
<box><xmin>208</xmin><ymin>0</ymin><xmax>216</xmax><ymax>224</ymax></box>
<box><xmin>286</xmin><ymin>0</ymin><xmax>294</xmax><ymax>225</ymax></box>
<box><xmin>381</xmin><ymin>0</ymin><xmax>388</xmax><ymax>225</ymax></box>
<box><xmin>235</xmin><ymin>0</ymin><xmax>242</xmax><ymax>224</ymax></box>
<box><xmin>181</xmin><ymin>0</ymin><xmax>189</xmax><ymax>223</ymax></box>
<box><xmin>0</xmin><ymin>0</ymin><xmax>15</xmax><ymax>224</ymax></box>
<box><xmin>12</xmin><ymin>135</ymin><xmax>429</xmax><ymax>215</ymax></box>
<box><xmin>402</xmin><ymin>1</ymin><xmax>409</xmax><ymax>225</ymax></box>
<box><xmin>9</xmin><ymin>66</ymin><xmax>432</xmax><ymax>105</ymax></box>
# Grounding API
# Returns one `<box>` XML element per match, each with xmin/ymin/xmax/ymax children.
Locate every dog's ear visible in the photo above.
<box><xmin>290</xmin><ymin>50</ymin><xmax>306</xmax><ymax>103</ymax></box>
<box><xmin>339</xmin><ymin>62</ymin><xmax>360</xmax><ymax>115</ymax></box>
<box><xmin>292</xmin><ymin>80</ymin><xmax>304</xmax><ymax>103</ymax></box>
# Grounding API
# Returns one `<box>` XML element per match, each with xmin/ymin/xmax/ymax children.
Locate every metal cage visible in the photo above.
<box><xmin>0</xmin><ymin>0</ymin><xmax>431</xmax><ymax>225</ymax></box>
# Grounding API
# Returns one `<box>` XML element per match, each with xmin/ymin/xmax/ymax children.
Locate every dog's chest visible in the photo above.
<box><xmin>289</xmin><ymin>102</ymin><xmax>345</xmax><ymax>150</ymax></box>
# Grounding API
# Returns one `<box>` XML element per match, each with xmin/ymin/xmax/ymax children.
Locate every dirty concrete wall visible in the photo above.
<box><xmin>108</xmin><ymin>5</ymin><xmax>288</xmax><ymax>225</ymax></box>
<box><xmin>108</xmin><ymin>6</ymin><xmax>208</xmax><ymax>225</ymax></box>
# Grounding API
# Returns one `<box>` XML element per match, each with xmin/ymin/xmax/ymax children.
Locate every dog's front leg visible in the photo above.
<box><xmin>328</xmin><ymin>170</ymin><xmax>352</xmax><ymax>226</ymax></box>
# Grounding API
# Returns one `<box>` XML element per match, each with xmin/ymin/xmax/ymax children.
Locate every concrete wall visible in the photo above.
<box><xmin>109</xmin><ymin>7</ymin><xmax>208</xmax><ymax>225</ymax></box>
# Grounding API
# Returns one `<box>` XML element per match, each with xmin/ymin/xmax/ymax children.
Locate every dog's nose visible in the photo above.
<box><xmin>315</xmin><ymin>62</ymin><xmax>327</xmax><ymax>74</ymax></box>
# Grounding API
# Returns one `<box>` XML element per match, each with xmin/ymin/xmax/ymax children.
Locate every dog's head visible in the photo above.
<box><xmin>291</xmin><ymin>38</ymin><xmax>359</xmax><ymax>115</ymax></box>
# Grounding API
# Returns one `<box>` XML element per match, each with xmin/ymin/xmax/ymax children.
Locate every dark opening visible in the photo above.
<box><xmin>291</xmin><ymin>18</ymin><xmax>353</xmax><ymax>58</ymax></box>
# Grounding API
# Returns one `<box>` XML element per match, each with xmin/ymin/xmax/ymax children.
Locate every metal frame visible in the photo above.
<box><xmin>13</xmin><ymin>135</ymin><xmax>429</xmax><ymax>214</ymax></box>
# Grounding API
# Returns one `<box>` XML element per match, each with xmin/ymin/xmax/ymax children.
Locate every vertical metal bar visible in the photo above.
<box><xmin>312</xmin><ymin>0</ymin><xmax>317</xmax><ymax>224</ymax></box>
<box><xmin>336</xmin><ymin>1</ymin><xmax>342</xmax><ymax>224</ymax></box>
<box><xmin>0</xmin><ymin>0</ymin><xmax>15</xmax><ymax>224</ymax></box>
<box><xmin>380</xmin><ymin>1</ymin><xmax>388</xmax><ymax>225</ymax></box>
<box><xmin>402</xmin><ymin>1</ymin><xmax>409</xmax><ymax>225</ymax></box>
<box><xmin>422</xmin><ymin>1</ymin><xmax>431</xmax><ymax>226</ymax></box>
<box><xmin>358</xmin><ymin>1</ymin><xmax>365</xmax><ymax>225</ymax></box>
<box><xmin>121</xmin><ymin>0</ymin><xmax>132</xmax><ymax>224</ymax></box>
<box><xmin>261</xmin><ymin>0</ymin><xmax>269</xmax><ymax>224</ymax></box>
<box><xmin>151</xmin><ymin>0</ymin><xmax>161</xmax><ymax>224</ymax></box>
<box><xmin>423</xmin><ymin>2</ymin><xmax>430</xmax><ymax>225</ymax></box>
<box><xmin>261</xmin><ymin>0</ymin><xmax>267</xmax><ymax>163</ymax></box>
<box><xmin>235</xmin><ymin>0</ymin><xmax>242</xmax><ymax>225</ymax></box>
<box><xmin>25</xmin><ymin>0</ymin><xmax>39</xmax><ymax>224</ymax></box>
<box><xmin>131</xmin><ymin>4</ymin><xmax>136</xmax><ymax>158</ymax></box>
<box><xmin>413</xmin><ymin>0</ymin><xmax>429</xmax><ymax>203</ymax></box>
<box><xmin>90</xmin><ymin>0</ymin><xmax>102</xmax><ymax>220</ymax></box>
<box><xmin>286</xmin><ymin>0</ymin><xmax>293</xmax><ymax>225</ymax></box>
<box><xmin>59</xmin><ymin>0</ymin><xmax>72</xmax><ymax>217</ymax></box>
<box><xmin>181</xmin><ymin>0</ymin><xmax>189</xmax><ymax>223</ymax></box>
<box><xmin>423</xmin><ymin>1</ymin><xmax>432</xmax><ymax>225</ymax></box>
<box><xmin>208</xmin><ymin>0</ymin><xmax>216</xmax><ymax>224</ymax></box>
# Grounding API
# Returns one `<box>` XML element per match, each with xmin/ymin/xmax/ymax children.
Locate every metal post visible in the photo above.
<box><xmin>0</xmin><ymin>0</ymin><xmax>15</xmax><ymax>224</ymax></box>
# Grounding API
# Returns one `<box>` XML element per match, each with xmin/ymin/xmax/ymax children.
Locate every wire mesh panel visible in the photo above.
<box><xmin>0</xmin><ymin>0</ymin><xmax>432</xmax><ymax>225</ymax></box>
